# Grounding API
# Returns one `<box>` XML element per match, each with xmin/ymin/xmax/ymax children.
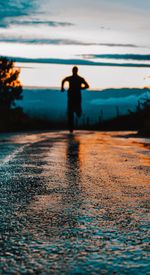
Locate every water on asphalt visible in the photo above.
<box><xmin>0</xmin><ymin>131</ymin><xmax>150</xmax><ymax>274</ymax></box>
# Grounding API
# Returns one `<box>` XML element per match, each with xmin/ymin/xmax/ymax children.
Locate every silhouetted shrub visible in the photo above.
<box><xmin>0</xmin><ymin>56</ymin><xmax>24</xmax><ymax>131</ymax></box>
<box><xmin>137</xmin><ymin>98</ymin><xmax>150</xmax><ymax>136</ymax></box>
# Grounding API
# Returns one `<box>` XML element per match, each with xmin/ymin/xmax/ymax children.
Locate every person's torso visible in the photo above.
<box><xmin>68</xmin><ymin>75</ymin><xmax>83</xmax><ymax>93</ymax></box>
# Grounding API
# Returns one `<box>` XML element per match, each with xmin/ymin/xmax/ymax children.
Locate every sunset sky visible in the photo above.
<box><xmin>0</xmin><ymin>0</ymin><xmax>150</xmax><ymax>89</ymax></box>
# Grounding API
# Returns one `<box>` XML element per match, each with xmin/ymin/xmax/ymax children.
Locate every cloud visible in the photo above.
<box><xmin>0</xmin><ymin>0</ymin><xmax>73</xmax><ymax>29</ymax></box>
<box><xmin>4</xmin><ymin>56</ymin><xmax>150</xmax><ymax>68</ymax></box>
<box><xmin>0</xmin><ymin>34</ymin><xmax>141</xmax><ymax>48</ymax></box>
<box><xmin>0</xmin><ymin>0</ymin><xmax>38</xmax><ymax>21</ymax></box>
<box><xmin>0</xmin><ymin>0</ymin><xmax>38</xmax><ymax>26</ymax></box>
<box><xmin>0</xmin><ymin>18</ymin><xmax>74</xmax><ymax>28</ymax></box>
<box><xmin>91</xmin><ymin>95</ymin><xmax>144</xmax><ymax>106</ymax></box>
<box><xmin>97</xmin><ymin>43</ymin><xmax>139</xmax><ymax>48</ymax></box>
<box><xmin>0</xmin><ymin>37</ymin><xmax>88</xmax><ymax>45</ymax></box>
<box><xmin>12</xmin><ymin>19</ymin><xmax>74</xmax><ymax>27</ymax></box>
<box><xmin>0</xmin><ymin>1</ymin><xmax>145</xmax><ymax>50</ymax></box>
<box><xmin>81</xmin><ymin>54</ymin><xmax>150</xmax><ymax>61</ymax></box>
<box><xmin>91</xmin><ymin>91</ymin><xmax>150</xmax><ymax>107</ymax></box>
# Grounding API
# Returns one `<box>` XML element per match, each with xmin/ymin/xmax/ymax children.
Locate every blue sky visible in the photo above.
<box><xmin>0</xmin><ymin>0</ymin><xmax>150</xmax><ymax>88</ymax></box>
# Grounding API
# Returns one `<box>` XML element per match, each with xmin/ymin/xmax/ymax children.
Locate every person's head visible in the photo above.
<box><xmin>72</xmin><ymin>66</ymin><xmax>78</xmax><ymax>75</ymax></box>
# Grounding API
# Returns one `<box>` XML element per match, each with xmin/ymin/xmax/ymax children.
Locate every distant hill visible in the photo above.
<box><xmin>17</xmin><ymin>87</ymin><xmax>150</xmax><ymax>125</ymax></box>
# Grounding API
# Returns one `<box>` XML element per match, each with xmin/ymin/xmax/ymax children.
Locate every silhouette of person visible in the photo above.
<box><xmin>61</xmin><ymin>66</ymin><xmax>89</xmax><ymax>133</ymax></box>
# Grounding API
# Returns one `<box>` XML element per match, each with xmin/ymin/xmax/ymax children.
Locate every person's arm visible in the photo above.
<box><xmin>81</xmin><ymin>78</ymin><xmax>89</xmax><ymax>90</ymax></box>
<box><xmin>61</xmin><ymin>77</ymin><xmax>69</xmax><ymax>92</ymax></box>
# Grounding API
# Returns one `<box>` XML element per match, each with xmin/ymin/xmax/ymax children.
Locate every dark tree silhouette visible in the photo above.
<box><xmin>0</xmin><ymin>57</ymin><xmax>22</xmax><ymax>111</ymax></box>
<box><xmin>0</xmin><ymin>57</ymin><xmax>25</xmax><ymax>131</ymax></box>
<box><xmin>136</xmin><ymin>97</ymin><xmax>150</xmax><ymax>136</ymax></box>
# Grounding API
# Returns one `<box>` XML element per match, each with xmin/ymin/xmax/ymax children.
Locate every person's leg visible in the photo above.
<box><xmin>76</xmin><ymin>94</ymin><xmax>82</xmax><ymax>118</ymax></box>
<box><xmin>67</xmin><ymin>97</ymin><xmax>74</xmax><ymax>133</ymax></box>
<box><xmin>68</xmin><ymin>109</ymin><xmax>74</xmax><ymax>133</ymax></box>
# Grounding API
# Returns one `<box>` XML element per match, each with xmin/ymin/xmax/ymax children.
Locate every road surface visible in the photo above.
<box><xmin>0</xmin><ymin>131</ymin><xmax>150</xmax><ymax>274</ymax></box>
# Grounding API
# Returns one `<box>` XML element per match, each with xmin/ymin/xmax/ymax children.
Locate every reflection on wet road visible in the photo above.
<box><xmin>0</xmin><ymin>131</ymin><xmax>150</xmax><ymax>274</ymax></box>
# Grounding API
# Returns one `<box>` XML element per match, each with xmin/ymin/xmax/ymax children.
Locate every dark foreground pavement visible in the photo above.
<box><xmin>0</xmin><ymin>131</ymin><xmax>150</xmax><ymax>274</ymax></box>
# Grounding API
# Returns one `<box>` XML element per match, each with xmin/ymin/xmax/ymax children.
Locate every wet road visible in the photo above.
<box><xmin>0</xmin><ymin>131</ymin><xmax>150</xmax><ymax>274</ymax></box>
